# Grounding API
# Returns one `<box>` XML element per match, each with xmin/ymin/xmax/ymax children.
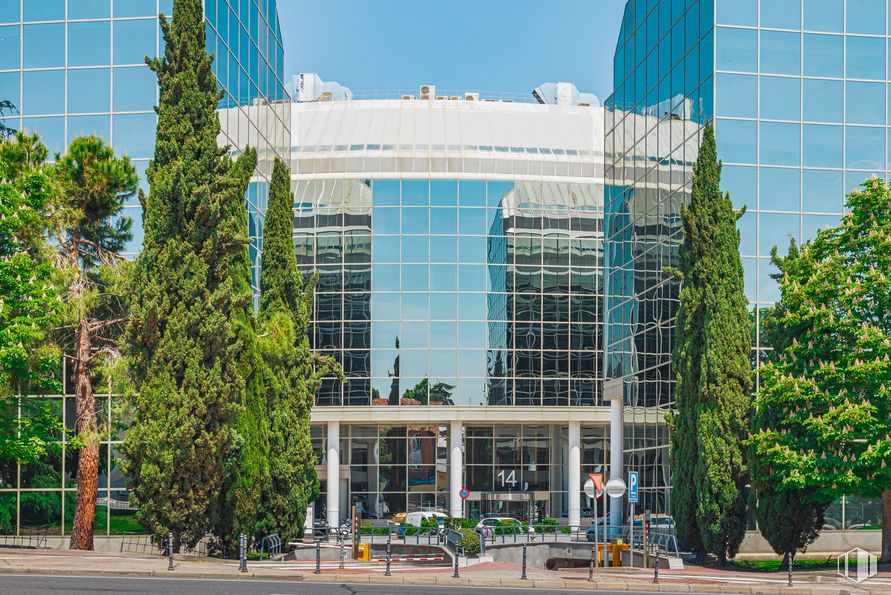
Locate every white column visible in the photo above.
<box><xmin>326</xmin><ymin>420</ymin><xmax>340</xmax><ymax>527</ymax></box>
<box><xmin>568</xmin><ymin>421</ymin><xmax>581</xmax><ymax>528</ymax></box>
<box><xmin>608</xmin><ymin>393</ymin><xmax>624</xmax><ymax>532</ymax></box>
<box><xmin>449</xmin><ymin>421</ymin><xmax>463</xmax><ymax>518</ymax></box>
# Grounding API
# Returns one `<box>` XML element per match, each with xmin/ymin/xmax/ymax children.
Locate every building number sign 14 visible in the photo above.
<box><xmin>497</xmin><ymin>469</ymin><xmax>518</xmax><ymax>489</ymax></box>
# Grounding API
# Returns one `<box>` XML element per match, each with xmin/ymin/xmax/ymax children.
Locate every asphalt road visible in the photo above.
<box><xmin>0</xmin><ymin>574</ymin><xmax>729</xmax><ymax>595</ymax></box>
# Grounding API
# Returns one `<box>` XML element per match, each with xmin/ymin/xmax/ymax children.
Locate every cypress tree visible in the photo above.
<box><xmin>666</xmin><ymin>122</ymin><xmax>752</xmax><ymax>563</ymax></box>
<box><xmin>256</xmin><ymin>157</ymin><xmax>328</xmax><ymax>542</ymax></box>
<box><xmin>122</xmin><ymin>0</ymin><xmax>260</xmax><ymax>551</ymax></box>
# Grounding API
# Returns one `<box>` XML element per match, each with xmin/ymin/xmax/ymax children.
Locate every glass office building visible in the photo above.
<box><xmin>291</xmin><ymin>85</ymin><xmax>612</xmax><ymax>525</ymax></box>
<box><xmin>0</xmin><ymin>0</ymin><xmax>290</xmax><ymax>539</ymax></box>
<box><xmin>605</xmin><ymin>0</ymin><xmax>886</xmax><ymax>528</ymax></box>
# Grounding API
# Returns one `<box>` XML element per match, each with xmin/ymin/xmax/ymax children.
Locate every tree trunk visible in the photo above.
<box><xmin>69</xmin><ymin>320</ymin><xmax>98</xmax><ymax>550</ymax></box>
<box><xmin>881</xmin><ymin>489</ymin><xmax>891</xmax><ymax>563</ymax></box>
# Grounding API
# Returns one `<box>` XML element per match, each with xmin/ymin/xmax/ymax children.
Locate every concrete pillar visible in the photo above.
<box><xmin>568</xmin><ymin>421</ymin><xmax>581</xmax><ymax>527</ymax></box>
<box><xmin>326</xmin><ymin>421</ymin><xmax>340</xmax><ymax>526</ymax></box>
<box><xmin>449</xmin><ymin>421</ymin><xmax>463</xmax><ymax>518</ymax></box>
<box><xmin>608</xmin><ymin>393</ymin><xmax>624</xmax><ymax>532</ymax></box>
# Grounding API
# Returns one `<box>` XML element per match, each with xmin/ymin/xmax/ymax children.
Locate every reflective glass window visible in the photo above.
<box><xmin>372</xmin><ymin>236</ymin><xmax>399</xmax><ymax>263</ymax></box>
<box><xmin>0</xmin><ymin>72</ymin><xmax>20</xmax><ymax>110</ymax></box>
<box><xmin>373</xmin><ymin>180</ymin><xmax>400</xmax><ymax>206</ymax></box>
<box><xmin>760</xmin><ymin>76</ymin><xmax>800</xmax><ymax>121</ymax></box>
<box><xmin>803</xmin><ymin>79</ymin><xmax>842</xmax><ymax>122</ymax></box>
<box><xmin>460</xmin><ymin>180</ymin><xmax>487</xmax><ymax>207</ymax></box>
<box><xmin>716</xmin><ymin>0</ymin><xmax>757</xmax><ymax>26</ymax></box>
<box><xmin>113</xmin><ymin>19</ymin><xmax>157</xmax><ymax>65</ymax></box>
<box><xmin>0</xmin><ymin>3</ymin><xmax>20</xmax><ymax>24</ymax></box>
<box><xmin>737</xmin><ymin>211</ymin><xmax>756</xmax><ymax>255</ymax></box>
<box><xmin>21</xmin><ymin>116</ymin><xmax>64</xmax><ymax>154</ymax></box>
<box><xmin>760</xmin><ymin>31</ymin><xmax>801</xmax><ymax>75</ymax></box>
<box><xmin>69</xmin><ymin>21</ymin><xmax>111</xmax><ymax>67</ymax></box>
<box><xmin>846</xmin><ymin>171</ymin><xmax>883</xmax><ymax>193</ymax></box>
<box><xmin>761</xmin><ymin>0</ymin><xmax>801</xmax><ymax>30</ymax></box>
<box><xmin>430</xmin><ymin>236</ymin><xmax>457</xmax><ymax>263</ymax></box>
<box><xmin>69</xmin><ymin>0</ymin><xmax>111</xmax><ymax>20</ymax></box>
<box><xmin>803</xmin><ymin>0</ymin><xmax>843</xmax><ymax>32</ymax></box>
<box><xmin>803</xmin><ymin>34</ymin><xmax>843</xmax><ymax>77</ymax></box>
<box><xmin>716</xmin><ymin>73</ymin><xmax>757</xmax><ymax>118</ymax></box>
<box><xmin>758</xmin><ymin>258</ymin><xmax>781</xmax><ymax>302</ymax></box>
<box><xmin>430</xmin><ymin>180</ymin><xmax>457</xmax><ymax>206</ymax></box>
<box><xmin>716</xmin><ymin>118</ymin><xmax>757</xmax><ymax>163</ymax></box>
<box><xmin>67</xmin><ymin>114</ymin><xmax>110</xmax><ymax>144</ymax></box>
<box><xmin>760</xmin><ymin>122</ymin><xmax>800</xmax><ymax>166</ymax></box>
<box><xmin>401</xmin><ymin>236</ymin><xmax>428</xmax><ymax>263</ymax></box>
<box><xmin>803</xmin><ymin>169</ymin><xmax>844</xmax><ymax>212</ymax></box>
<box><xmin>846</xmin><ymin>36</ymin><xmax>885</xmax><ymax>80</ymax></box>
<box><xmin>803</xmin><ymin>214</ymin><xmax>841</xmax><ymax>243</ymax></box>
<box><xmin>401</xmin><ymin>179</ymin><xmax>428</xmax><ymax>206</ymax></box>
<box><xmin>23</xmin><ymin>24</ymin><xmax>64</xmax><ymax>68</ymax></box>
<box><xmin>759</xmin><ymin>213</ymin><xmax>800</xmax><ymax>256</ymax></box>
<box><xmin>845</xmin><ymin>126</ymin><xmax>885</xmax><ymax>170</ymax></box>
<box><xmin>716</xmin><ymin>27</ymin><xmax>757</xmax><ymax>72</ymax></box>
<box><xmin>759</xmin><ymin>167</ymin><xmax>800</xmax><ymax>212</ymax></box>
<box><xmin>372</xmin><ymin>208</ymin><xmax>399</xmax><ymax>235</ymax></box>
<box><xmin>803</xmin><ymin>124</ymin><xmax>843</xmax><ymax>167</ymax></box>
<box><xmin>112</xmin><ymin>113</ymin><xmax>157</xmax><ymax>158</ymax></box>
<box><xmin>722</xmin><ymin>165</ymin><xmax>756</xmax><ymax>210</ymax></box>
<box><xmin>23</xmin><ymin>70</ymin><xmax>64</xmax><ymax>115</ymax></box>
<box><xmin>23</xmin><ymin>0</ymin><xmax>64</xmax><ymax>22</ymax></box>
<box><xmin>113</xmin><ymin>67</ymin><xmax>156</xmax><ymax>112</ymax></box>
<box><xmin>847</xmin><ymin>0</ymin><xmax>885</xmax><ymax>35</ymax></box>
<box><xmin>114</xmin><ymin>0</ymin><xmax>157</xmax><ymax>17</ymax></box>
<box><xmin>68</xmin><ymin>68</ymin><xmax>111</xmax><ymax>114</ymax></box>
<box><xmin>402</xmin><ymin>207</ymin><xmax>428</xmax><ymax>235</ymax></box>
<box><xmin>0</xmin><ymin>25</ymin><xmax>20</xmax><ymax>70</ymax></box>
<box><xmin>846</xmin><ymin>82</ymin><xmax>885</xmax><ymax>125</ymax></box>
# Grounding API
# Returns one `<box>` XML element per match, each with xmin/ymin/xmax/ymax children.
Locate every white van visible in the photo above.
<box><xmin>404</xmin><ymin>511</ymin><xmax>448</xmax><ymax>528</ymax></box>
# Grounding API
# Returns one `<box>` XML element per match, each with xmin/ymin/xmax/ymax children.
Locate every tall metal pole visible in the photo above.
<box><xmin>628</xmin><ymin>503</ymin><xmax>635</xmax><ymax>569</ymax></box>
<box><xmin>593</xmin><ymin>494</ymin><xmax>599</xmax><ymax>568</ymax></box>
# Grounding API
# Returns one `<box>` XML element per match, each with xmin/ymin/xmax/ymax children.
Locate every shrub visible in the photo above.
<box><xmin>458</xmin><ymin>528</ymin><xmax>481</xmax><ymax>557</ymax></box>
<box><xmin>533</xmin><ymin>518</ymin><xmax>559</xmax><ymax>534</ymax></box>
<box><xmin>444</xmin><ymin>517</ymin><xmax>476</xmax><ymax>530</ymax></box>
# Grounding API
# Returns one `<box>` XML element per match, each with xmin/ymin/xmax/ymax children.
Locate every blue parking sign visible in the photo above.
<box><xmin>628</xmin><ymin>471</ymin><xmax>639</xmax><ymax>503</ymax></box>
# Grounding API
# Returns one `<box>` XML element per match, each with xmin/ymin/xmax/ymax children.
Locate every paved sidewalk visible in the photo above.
<box><xmin>0</xmin><ymin>548</ymin><xmax>888</xmax><ymax>594</ymax></box>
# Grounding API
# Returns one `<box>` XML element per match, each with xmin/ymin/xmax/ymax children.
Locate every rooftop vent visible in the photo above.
<box><xmin>464</xmin><ymin>92</ymin><xmax>479</xmax><ymax>101</ymax></box>
<box><xmin>419</xmin><ymin>84</ymin><xmax>435</xmax><ymax>100</ymax></box>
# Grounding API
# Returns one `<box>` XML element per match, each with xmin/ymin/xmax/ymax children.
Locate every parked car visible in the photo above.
<box><xmin>475</xmin><ymin>517</ymin><xmax>536</xmax><ymax>540</ymax></box>
<box><xmin>397</xmin><ymin>511</ymin><xmax>449</xmax><ymax>537</ymax></box>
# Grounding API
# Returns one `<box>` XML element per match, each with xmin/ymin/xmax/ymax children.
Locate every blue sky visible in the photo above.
<box><xmin>277</xmin><ymin>0</ymin><xmax>626</xmax><ymax>102</ymax></box>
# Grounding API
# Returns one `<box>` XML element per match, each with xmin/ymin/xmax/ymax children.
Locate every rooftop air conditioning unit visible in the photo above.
<box><xmin>500</xmin><ymin>99</ymin><xmax>513</xmax><ymax>103</ymax></box>
<box><xmin>318</xmin><ymin>92</ymin><xmax>333</xmax><ymax>102</ymax></box>
<box><xmin>420</xmin><ymin>84</ymin><xmax>435</xmax><ymax>100</ymax></box>
<box><xmin>402</xmin><ymin>95</ymin><xmax>415</xmax><ymax>100</ymax></box>
<box><xmin>435</xmin><ymin>95</ymin><xmax>446</xmax><ymax>100</ymax></box>
<box><xmin>449</xmin><ymin>96</ymin><xmax>461</xmax><ymax>100</ymax></box>
<box><xmin>464</xmin><ymin>92</ymin><xmax>479</xmax><ymax>101</ymax></box>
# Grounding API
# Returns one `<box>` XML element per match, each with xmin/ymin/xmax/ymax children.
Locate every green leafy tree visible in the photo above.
<box><xmin>0</xmin><ymin>133</ymin><xmax>62</xmax><ymax>464</ymax></box>
<box><xmin>122</xmin><ymin>0</ymin><xmax>260</xmax><ymax>552</ymax></box>
<box><xmin>50</xmin><ymin>136</ymin><xmax>136</xmax><ymax>550</ymax></box>
<box><xmin>749</xmin><ymin>177</ymin><xmax>891</xmax><ymax>563</ymax></box>
<box><xmin>666</xmin><ymin>122</ymin><xmax>752</xmax><ymax>563</ymax></box>
<box><xmin>255</xmin><ymin>157</ymin><xmax>333</xmax><ymax>543</ymax></box>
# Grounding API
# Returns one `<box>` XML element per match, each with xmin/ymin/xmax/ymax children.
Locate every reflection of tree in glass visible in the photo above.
<box><xmin>401</xmin><ymin>378</ymin><xmax>455</xmax><ymax>406</ymax></box>
<box><xmin>0</xmin><ymin>100</ymin><xmax>17</xmax><ymax>138</ymax></box>
<box><xmin>387</xmin><ymin>338</ymin><xmax>400</xmax><ymax>406</ymax></box>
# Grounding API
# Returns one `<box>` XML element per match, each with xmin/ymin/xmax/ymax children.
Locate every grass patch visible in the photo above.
<box><xmin>729</xmin><ymin>557</ymin><xmax>835</xmax><ymax>572</ymax></box>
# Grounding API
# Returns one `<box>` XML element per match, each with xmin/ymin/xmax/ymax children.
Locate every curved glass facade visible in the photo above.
<box><xmin>295</xmin><ymin>178</ymin><xmax>603</xmax><ymax>407</ymax></box>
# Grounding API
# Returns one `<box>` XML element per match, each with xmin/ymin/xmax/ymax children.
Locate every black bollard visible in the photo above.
<box><xmin>588</xmin><ymin>544</ymin><xmax>595</xmax><ymax>582</ymax></box>
<box><xmin>521</xmin><ymin>542</ymin><xmax>527</xmax><ymax>580</ymax></box>
<box><xmin>315</xmin><ymin>538</ymin><xmax>321</xmax><ymax>575</ymax></box>
<box><xmin>452</xmin><ymin>546</ymin><xmax>460</xmax><ymax>578</ymax></box>
<box><xmin>385</xmin><ymin>533</ymin><xmax>392</xmax><ymax>576</ymax></box>
<box><xmin>339</xmin><ymin>541</ymin><xmax>345</xmax><ymax>569</ymax></box>
<box><xmin>653</xmin><ymin>546</ymin><xmax>659</xmax><ymax>584</ymax></box>
<box><xmin>239</xmin><ymin>533</ymin><xmax>247</xmax><ymax>573</ymax></box>
<box><xmin>167</xmin><ymin>532</ymin><xmax>174</xmax><ymax>571</ymax></box>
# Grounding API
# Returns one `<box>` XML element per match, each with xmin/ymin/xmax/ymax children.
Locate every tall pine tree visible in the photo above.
<box><xmin>254</xmin><ymin>157</ymin><xmax>325</xmax><ymax>543</ymax></box>
<box><xmin>122</xmin><ymin>0</ymin><xmax>261</xmax><ymax>551</ymax></box>
<box><xmin>666</xmin><ymin>122</ymin><xmax>752</xmax><ymax>563</ymax></box>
